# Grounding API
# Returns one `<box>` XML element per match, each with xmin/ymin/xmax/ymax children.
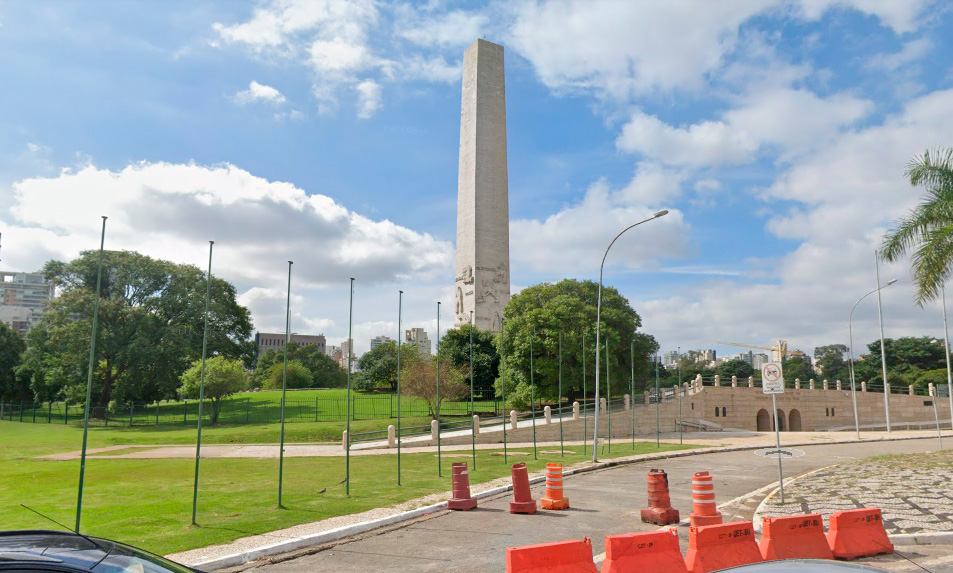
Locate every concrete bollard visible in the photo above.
<box><xmin>836</xmin><ymin>380</ymin><xmax>842</xmax><ymax>390</ymax></box>
<box><xmin>732</xmin><ymin>375</ymin><xmax>738</xmax><ymax>387</ymax></box>
<box><xmin>861</xmin><ymin>381</ymin><xmax>867</xmax><ymax>392</ymax></box>
<box><xmin>600</xmin><ymin>397</ymin><xmax>607</xmax><ymax>413</ymax></box>
<box><xmin>342</xmin><ymin>430</ymin><xmax>348</xmax><ymax>451</ymax></box>
<box><xmin>910</xmin><ymin>385</ymin><xmax>916</xmax><ymax>396</ymax></box>
<box><xmin>673</xmin><ymin>384</ymin><xmax>679</xmax><ymax>398</ymax></box>
<box><xmin>810</xmin><ymin>380</ymin><xmax>816</xmax><ymax>390</ymax></box>
<box><xmin>572</xmin><ymin>401</ymin><xmax>580</xmax><ymax>420</ymax></box>
<box><xmin>929</xmin><ymin>382</ymin><xmax>935</xmax><ymax>397</ymax></box>
<box><xmin>431</xmin><ymin>419</ymin><xmax>439</xmax><ymax>440</ymax></box>
<box><xmin>748</xmin><ymin>376</ymin><xmax>754</xmax><ymax>388</ymax></box>
<box><xmin>624</xmin><ymin>394</ymin><xmax>631</xmax><ymax>410</ymax></box>
<box><xmin>823</xmin><ymin>380</ymin><xmax>829</xmax><ymax>390</ymax></box>
<box><xmin>714</xmin><ymin>374</ymin><xmax>721</xmax><ymax>387</ymax></box>
<box><xmin>473</xmin><ymin>414</ymin><xmax>480</xmax><ymax>436</ymax></box>
<box><xmin>795</xmin><ymin>378</ymin><xmax>801</xmax><ymax>390</ymax></box>
<box><xmin>388</xmin><ymin>424</ymin><xmax>396</xmax><ymax>447</ymax></box>
<box><xmin>544</xmin><ymin>405</ymin><xmax>552</xmax><ymax>424</ymax></box>
<box><xmin>644</xmin><ymin>390</ymin><xmax>650</xmax><ymax>405</ymax></box>
<box><xmin>510</xmin><ymin>409</ymin><xmax>518</xmax><ymax>430</ymax></box>
<box><xmin>886</xmin><ymin>384</ymin><xmax>891</xmax><ymax>396</ymax></box>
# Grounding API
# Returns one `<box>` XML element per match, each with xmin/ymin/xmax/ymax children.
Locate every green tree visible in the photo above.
<box><xmin>178</xmin><ymin>356</ymin><xmax>246</xmax><ymax>424</ymax></box>
<box><xmin>0</xmin><ymin>323</ymin><xmax>27</xmax><ymax>400</ymax></box>
<box><xmin>20</xmin><ymin>250</ymin><xmax>254</xmax><ymax>408</ymax></box>
<box><xmin>881</xmin><ymin>147</ymin><xmax>953</xmax><ymax>305</ymax></box>
<box><xmin>716</xmin><ymin>359</ymin><xmax>754</xmax><ymax>379</ymax></box>
<box><xmin>854</xmin><ymin>336</ymin><xmax>948</xmax><ymax>388</ymax></box>
<box><xmin>498</xmin><ymin>279</ymin><xmax>654</xmax><ymax>409</ymax></box>
<box><xmin>262</xmin><ymin>360</ymin><xmax>313</xmax><ymax>390</ymax></box>
<box><xmin>814</xmin><ymin>344</ymin><xmax>850</xmax><ymax>382</ymax></box>
<box><xmin>401</xmin><ymin>357</ymin><xmax>469</xmax><ymax>417</ymax></box>
<box><xmin>439</xmin><ymin>325</ymin><xmax>499</xmax><ymax>398</ymax></box>
<box><xmin>356</xmin><ymin>341</ymin><xmax>420</xmax><ymax>392</ymax></box>
<box><xmin>781</xmin><ymin>356</ymin><xmax>815</xmax><ymax>383</ymax></box>
<box><xmin>253</xmin><ymin>342</ymin><xmax>346</xmax><ymax>388</ymax></box>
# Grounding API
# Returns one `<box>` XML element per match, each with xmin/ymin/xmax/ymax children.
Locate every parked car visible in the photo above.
<box><xmin>0</xmin><ymin>530</ymin><xmax>202</xmax><ymax>573</ymax></box>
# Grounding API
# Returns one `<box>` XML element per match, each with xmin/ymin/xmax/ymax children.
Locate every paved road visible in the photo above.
<box><xmin>237</xmin><ymin>437</ymin><xmax>952</xmax><ymax>573</ymax></box>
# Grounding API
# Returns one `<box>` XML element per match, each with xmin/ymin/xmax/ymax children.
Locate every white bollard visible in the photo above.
<box><xmin>823</xmin><ymin>380</ymin><xmax>829</xmax><ymax>390</ymax></box>
<box><xmin>544</xmin><ymin>405</ymin><xmax>552</xmax><ymax>424</ymax></box>
<box><xmin>473</xmin><ymin>414</ymin><xmax>480</xmax><ymax>436</ymax></box>
<box><xmin>861</xmin><ymin>381</ymin><xmax>867</xmax><ymax>392</ymax></box>
<box><xmin>510</xmin><ymin>409</ymin><xmax>518</xmax><ymax>430</ymax></box>
<box><xmin>809</xmin><ymin>380</ymin><xmax>816</xmax><ymax>390</ymax></box>
<box><xmin>431</xmin><ymin>419</ymin><xmax>439</xmax><ymax>440</ymax></box>
<box><xmin>794</xmin><ymin>378</ymin><xmax>801</xmax><ymax>390</ymax></box>
<box><xmin>624</xmin><ymin>394</ymin><xmax>631</xmax><ymax>410</ymax></box>
<box><xmin>388</xmin><ymin>424</ymin><xmax>396</xmax><ymax>448</ymax></box>
<box><xmin>572</xmin><ymin>401</ymin><xmax>580</xmax><ymax>420</ymax></box>
<box><xmin>342</xmin><ymin>430</ymin><xmax>348</xmax><ymax>451</ymax></box>
<box><xmin>731</xmin><ymin>376</ymin><xmax>738</xmax><ymax>387</ymax></box>
<box><xmin>714</xmin><ymin>375</ymin><xmax>721</xmax><ymax>387</ymax></box>
<box><xmin>748</xmin><ymin>376</ymin><xmax>754</xmax><ymax>388</ymax></box>
<box><xmin>644</xmin><ymin>390</ymin><xmax>650</xmax><ymax>405</ymax></box>
<box><xmin>600</xmin><ymin>397</ymin><xmax>607</xmax><ymax>413</ymax></box>
<box><xmin>836</xmin><ymin>380</ymin><xmax>842</xmax><ymax>391</ymax></box>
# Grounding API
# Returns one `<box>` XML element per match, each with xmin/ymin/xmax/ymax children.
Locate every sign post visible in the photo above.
<box><xmin>762</xmin><ymin>361</ymin><xmax>785</xmax><ymax>503</ymax></box>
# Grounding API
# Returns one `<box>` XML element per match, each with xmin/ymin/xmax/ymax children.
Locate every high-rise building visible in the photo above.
<box><xmin>453</xmin><ymin>39</ymin><xmax>510</xmax><ymax>333</ymax></box>
<box><xmin>663</xmin><ymin>350</ymin><xmax>680</xmax><ymax>367</ymax></box>
<box><xmin>339</xmin><ymin>339</ymin><xmax>355</xmax><ymax>370</ymax></box>
<box><xmin>370</xmin><ymin>335</ymin><xmax>394</xmax><ymax>350</ymax></box>
<box><xmin>0</xmin><ymin>271</ymin><xmax>54</xmax><ymax>334</ymax></box>
<box><xmin>404</xmin><ymin>327</ymin><xmax>431</xmax><ymax>356</ymax></box>
<box><xmin>254</xmin><ymin>332</ymin><xmax>326</xmax><ymax>358</ymax></box>
<box><xmin>753</xmin><ymin>353</ymin><xmax>770</xmax><ymax>370</ymax></box>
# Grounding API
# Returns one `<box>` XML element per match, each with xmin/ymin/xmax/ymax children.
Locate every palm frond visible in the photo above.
<box><xmin>911</xmin><ymin>222</ymin><xmax>953</xmax><ymax>306</ymax></box>
<box><xmin>906</xmin><ymin>147</ymin><xmax>953</xmax><ymax>190</ymax></box>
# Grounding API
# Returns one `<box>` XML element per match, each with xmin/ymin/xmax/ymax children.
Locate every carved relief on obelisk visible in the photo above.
<box><xmin>454</xmin><ymin>39</ymin><xmax>510</xmax><ymax>333</ymax></box>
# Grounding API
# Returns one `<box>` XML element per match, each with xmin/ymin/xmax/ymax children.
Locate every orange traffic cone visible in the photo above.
<box><xmin>689</xmin><ymin>471</ymin><xmax>722</xmax><ymax>527</ymax></box>
<box><xmin>509</xmin><ymin>462</ymin><xmax>537</xmax><ymax>514</ymax></box>
<box><xmin>540</xmin><ymin>463</ymin><xmax>570</xmax><ymax>510</ymax></box>
<box><xmin>447</xmin><ymin>462</ymin><xmax>477</xmax><ymax>510</ymax></box>
<box><xmin>641</xmin><ymin>468</ymin><xmax>679</xmax><ymax>525</ymax></box>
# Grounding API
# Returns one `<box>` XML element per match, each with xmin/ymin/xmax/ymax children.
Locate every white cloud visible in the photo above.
<box><xmin>26</xmin><ymin>143</ymin><xmax>49</xmax><ymax>153</ymax></box>
<box><xmin>233</xmin><ymin>80</ymin><xmax>287</xmax><ymax>105</ymax></box>
<box><xmin>616</xmin><ymin>111</ymin><xmax>758</xmax><ymax>167</ymax></box>
<box><xmin>866</xmin><ymin>38</ymin><xmax>932</xmax><ymax>72</ymax></box>
<box><xmin>355</xmin><ymin>79</ymin><xmax>381</xmax><ymax>119</ymax></box>
<box><xmin>398</xmin><ymin>10</ymin><xmax>487</xmax><ymax>47</ymax></box>
<box><xmin>793</xmin><ymin>0</ymin><xmax>933</xmax><ymax>34</ymax></box>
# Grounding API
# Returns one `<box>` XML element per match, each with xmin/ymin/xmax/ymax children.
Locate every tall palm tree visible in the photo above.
<box><xmin>881</xmin><ymin>147</ymin><xmax>953</xmax><ymax>306</ymax></box>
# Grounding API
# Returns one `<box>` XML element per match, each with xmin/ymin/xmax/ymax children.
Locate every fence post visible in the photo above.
<box><xmin>390</xmin><ymin>393</ymin><xmax>394</xmax><ymax>419</ymax></box>
<box><xmin>155</xmin><ymin>401</ymin><xmax>160</xmax><ymax>426</ymax></box>
<box><xmin>245</xmin><ymin>398</ymin><xmax>250</xmax><ymax>424</ymax></box>
<box><xmin>129</xmin><ymin>404</ymin><xmax>134</xmax><ymax>427</ymax></box>
<box><xmin>184</xmin><ymin>400</ymin><xmax>188</xmax><ymax>425</ymax></box>
<box><xmin>19</xmin><ymin>401</ymin><xmax>23</xmax><ymax>422</ymax></box>
<box><xmin>48</xmin><ymin>401</ymin><xmax>52</xmax><ymax>423</ymax></box>
<box><xmin>315</xmin><ymin>396</ymin><xmax>319</xmax><ymax>422</ymax></box>
<box><xmin>105</xmin><ymin>406</ymin><xmax>108</xmax><ymax>427</ymax></box>
<box><xmin>64</xmin><ymin>401</ymin><xmax>68</xmax><ymax>424</ymax></box>
<box><xmin>33</xmin><ymin>402</ymin><xmax>37</xmax><ymax>423</ymax></box>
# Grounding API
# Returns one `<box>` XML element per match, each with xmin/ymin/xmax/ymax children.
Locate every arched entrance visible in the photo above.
<box><xmin>776</xmin><ymin>409</ymin><xmax>786</xmax><ymax>431</ymax></box>
<box><xmin>757</xmin><ymin>408</ymin><xmax>771</xmax><ymax>431</ymax></box>
<box><xmin>789</xmin><ymin>409</ymin><xmax>802</xmax><ymax>431</ymax></box>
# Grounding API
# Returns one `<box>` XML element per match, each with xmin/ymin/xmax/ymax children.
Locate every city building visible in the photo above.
<box><xmin>687</xmin><ymin>349</ymin><xmax>716</xmax><ymax>364</ymax></box>
<box><xmin>404</xmin><ymin>327</ymin><xmax>431</xmax><ymax>355</ymax></box>
<box><xmin>370</xmin><ymin>335</ymin><xmax>393</xmax><ymax>350</ymax></box>
<box><xmin>0</xmin><ymin>271</ymin><xmax>54</xmax><ymax>334</ymax></box>
<box><xmin>339</xmin><ymin>339</ymin><xmax>355</xmax><ymax>370</ymax></box>
<box><xmin>663</xmin><ymin>350</ymin><xmax>680</xmax><ymax>367</ymax></box>
<box><xmin>254</xmin><ymin>332</ymin><xmax>326</xmax><ymax>358</ymax></box>
<box><xmin>753</xmin><ymin>353</ymin><xmax>770</xmax><ymax>370</ymax></box>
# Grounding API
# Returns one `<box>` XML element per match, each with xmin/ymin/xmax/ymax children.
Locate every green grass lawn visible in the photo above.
<box><xmin>0</xmin><ymin>421</ymin><xmax>698</xmax><ymax>556</ymax></box>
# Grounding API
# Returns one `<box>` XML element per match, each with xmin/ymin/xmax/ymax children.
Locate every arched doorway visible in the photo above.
<box><xmin>789</xmin><ymin>409</ymin><xmax>802</xmax><ymax>431</ymax></box>
<box><xmin>776</xmin><ymin>409</ymin><xmax>786</xmax><ymax>431</ymax></box>
<box><xmin>757</xmin><ymin>408</ymin><xmax>771</xmax><ymax>431</ymax></box>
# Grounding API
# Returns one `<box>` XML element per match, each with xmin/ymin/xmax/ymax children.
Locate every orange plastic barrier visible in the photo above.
<box><xmin>447</xmin><ymin>462</ymin><xmax>477</xmax><ymax>510</ymax></box>
<box><xmin>826</xmin><ymin>507</ymin><xmax>894</xmax><ymax>560</ymax></box>
<box><xmin>759</xmin><ymin>513</ymin><xmax>833</xmax><ymax>560</ymax></box>
<box><xmin>601</xmin><ymin>529</ymin><xmax>687</xmax><ymax>573</ymax></box>
<box><xmin>510</xmin><ymin>462</ymin><xmax>538</xmax><ymax>514</ymax></box>
<box><xmin>541</xmin><ymin>463</ymin><xmax>570</xmax><ymax>510</ymax></box>
<box><xmin>688</xmin><ymin>471</ymin><xmax>722</xmax><ymax>527</ymax></box>
<box><xmin>641</xmin><ymin>468</ymin><xmax>680</xmax><ymax>525</ymax></box>
<box><xmin>506</xmin><ymin>537</ymin><xmax>598</xmax><ymax>572</ymax></box>
<box><xmin>684</xmin><ymin>521</ymin><xmax>763</xmax><ymax>573</ymax></box>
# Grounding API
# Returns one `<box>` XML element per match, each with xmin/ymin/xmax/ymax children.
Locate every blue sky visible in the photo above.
<box><xmin>2</xmin><ymin>0</ymin><xmax>953</xmax><ymax>361</ymax></box>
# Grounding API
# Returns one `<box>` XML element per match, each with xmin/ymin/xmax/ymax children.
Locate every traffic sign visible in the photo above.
<box><xmin>762</xmin><ymin>362</ymin><xmax>784</xmax><ymax>394</ymax></box>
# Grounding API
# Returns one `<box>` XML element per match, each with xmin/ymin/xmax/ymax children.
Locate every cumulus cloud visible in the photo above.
<box><xmin>398</xmin><ymin>10</ymin><xmax>487</xmax><ymax>47</ymax></box>
<box><xmin>233</xmin><ymin>80</ymin><xmax>287</xmax><ymax>105</ymax></box>
<box><xmin>355</xmin><ymin>79</ymin><xmax>381</xmax><ymax>119</ymax></box>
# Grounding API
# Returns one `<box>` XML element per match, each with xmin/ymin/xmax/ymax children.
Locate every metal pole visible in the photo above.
<box><xmin>277</xmin><ymin>260</ymin><xmax>292</xmax><ymax>508</ymax></box>
<box><xmin>932</xmin><ymin>386</ymin><xmax>943</xmax><ymax>450</ymax></box>
<box><xmin>582</xmin><ymin>333</ymin><xmax>587</xmax><ymax>455</ymax></box>
<box><xmin>345</xmin><ymin>278</ymin><xmax>354</xmax><ymax>495</ymax></box>
<box><xmin>436</xmin><ymin>301</ymin><xmax>442</xmax><ymax>476</ymax></box>
<box><xmin>875</xmin><ymin>251</ymin><xmax>891</xmax><ymax>432</ymax></box>
<box><xmin>397</xmin><ymin>290</ymin><xmax>403</xmax><ymax>485</ymax></box>
<box><xmin>606</xmin><ymin>338</ymin><xmax>611</xmax><ymax>454</ymax></box>
<box><xmin>75</xmin><ymin>216</ymin><xmax>107</xmax><ymax>533</ymax></box>
<box><xmin>559</xmin><ymin>331</ymin><xmax>564</xmax><ymax>456</ymax></box>
<box><xmin>850</xmin><ymin>279</ymin><xmax>897</xmax><ymax>439</ymax></box>
<box><xmin>469</xmin><ymin>310</ymin><xmax>476</xmax><ymax>470</ymax></box>
<box><xmin>772</xmin><ymin>393</ymin><xmax>784</xmax><ymax>503</ymax></box>
<box><xmin>943</xmin><ymin>284</ymin><xmax>953</xmax><ymax>434</ymax></box>
<box><xmin>531</xmin><ymin>325</ymin><xmax>537</xmax><ymax>459</ymax></box>
<box><xmin>630</xmin><ymin>340</ymin><xmax>635</xmax><ymax>448</ymax></box>
<box><xmin>678</xmin><ymin>346</ymin><xmax>683</xmax><ymax>444</ymax></box>
<box><xmin>499</xmin><ymin>312</ymin><xmax>507</xmax><ymax>463</ymax></box>
<box><xmin>592</xmin><ymin>210</ymin><xmax>668</xmax><ymax>462</ymax></box>
<box><xmin>191</xmin><ymin>240</ymin><xmax>214</xmax><ymax>525</ymax></box>
<box><xmin>655</xmin><ymin>353</ymin><xmax>660</xmax><ymax>448</ymax></box>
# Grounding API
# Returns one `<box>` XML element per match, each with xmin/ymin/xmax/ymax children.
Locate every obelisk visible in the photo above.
<box><xmin>454</xmin><ymin>39</ymin><xmax>510</xmax><ymax>333</ymax></box>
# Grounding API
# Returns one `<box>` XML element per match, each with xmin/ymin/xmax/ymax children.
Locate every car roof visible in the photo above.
<box><xmin>0</xmin><ymin>530</ymin><xmax>111</xmax><ymax>569</ymax></box>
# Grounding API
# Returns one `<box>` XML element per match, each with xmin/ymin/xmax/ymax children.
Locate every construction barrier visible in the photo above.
<box><xmin>506</xmin><ymin>538</ymin><xmax>598</xmax><ymax>572</ymax></box>
<box><xmin>541</xmin><ymin>463</ymin><xmax>570</xmax><ymax>510</ymax></box>
<box><xmin>447</xmin><ymin>462</ymin><xmax>478</xmax><ymax>511</ymax></box>
<box><xmin>601</xmin><ymin>529</ymin><xmax>687</xmax><ymax>573</ymax></box>
<box><xmin>510</xmin><ymin>462</ymin><xmax>538</xmax><ymax>514</ymax></box>
<box><xmin>759</xmin><ymin>513</ymin><xmax>833</xmax><ymax>561</ymax></box>
<box><xmin>826</xmin><ymin>508</ymin><xmax>894</xmax><ymax>560</ymax></box>
<box><xmin>684</xmin><ymin>521</ymin><xmax>763</xmax><ymax>573</ymax></box>
<box><xmin>688</xmin><ymin>471</ymin><xmax>722</xmax><ymax>527</ymax></box>
<box><xmin>641</xmin><ymin>468</ymin><xmax>679</xmax><ymax>525</ymax></box>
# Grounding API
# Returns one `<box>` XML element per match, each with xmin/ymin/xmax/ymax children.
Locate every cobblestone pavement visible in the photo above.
<box><xmin>759</xmin><ymin>447</ymin><xmax>953</xmax><ymax>534</ymax></box>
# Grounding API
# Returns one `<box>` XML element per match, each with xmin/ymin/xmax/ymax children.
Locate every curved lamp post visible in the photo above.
<box><xmin>848</xmin><ymin>278</ymin><xmax>897</xmax><ymax>440</ymax></box>
<box><xmin>592</xmin><ymin>210</ymin><xmax>668</xmax><ymax>462</ymax></box>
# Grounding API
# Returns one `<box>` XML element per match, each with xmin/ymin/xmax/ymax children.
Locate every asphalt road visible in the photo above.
<box><xmin>240</xmin><ymin>437</ymin><xmax>953</xmax><ymax>573</ymax></box>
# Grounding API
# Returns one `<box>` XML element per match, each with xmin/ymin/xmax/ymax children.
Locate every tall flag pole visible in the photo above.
<box><xmin>191</xmin><ymin>240</ymin><xmax>214</xmax><ymax>525</ymax></box>
<box><xmin>500</xmin><ymin>313</ymin><xmax>507</xmax><ymax>463</ymax></box>
<box><xmin>277</xmin><ymin>261</ymin><xmax>293</xmax><ymax>508</ymax></box>
<box><xmin>75</xmin><ymin>216</ymin><xmax>107</xmax><ymax>533</ymax></box>
<box><xmin>396</xmin><ymin>290</ymin><xmax>403</xmax><ymax>485</ymax></box>
<box><xmin>345</xmin><ymin>278</ymin><xmax>354</xmax><ymax>495</ymax></box>
<box><xmin>436</xmin><ymin>301</ymin><xmax>442</xmax><ymax>476</ymax></box>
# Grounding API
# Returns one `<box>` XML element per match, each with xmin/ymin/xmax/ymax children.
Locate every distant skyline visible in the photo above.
<box><xmin>1</xmin><ymin>1</ymin><xmax>953</xmax><ymax>358</ymax></box>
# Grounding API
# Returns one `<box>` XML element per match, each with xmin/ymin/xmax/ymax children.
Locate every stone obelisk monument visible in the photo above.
<box><xmin>454</xmin><ymin>39</ymin><xmax>510</xmax><ymax>333</ymax></box>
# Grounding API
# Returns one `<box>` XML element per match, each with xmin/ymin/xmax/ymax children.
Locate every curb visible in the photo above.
<box><xmin>185</xmin><ymin>434</ymin><xmax>947</xmax><ymax>569</ymax></box>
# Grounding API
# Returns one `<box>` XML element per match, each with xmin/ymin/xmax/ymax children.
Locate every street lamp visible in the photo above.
<box><xmin>593</xmin><ymin>209</ymin><xmax>668</xmax><ymax>462</ymax></box>
<box><xmin>848</xmin><ymin>278</ymin><xmax>897</xmax><ymax>439</ymax></box>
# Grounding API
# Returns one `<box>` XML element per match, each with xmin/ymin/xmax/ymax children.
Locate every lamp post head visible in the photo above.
<box><xmin>885</xmin><ymin>279</ymin><xmax>898</xmax><ymax>286</ymax></box>
<box><xmin>653</xmin><ymin>210</ymin><xmax>669</xmax><ymax>218</ymax></box>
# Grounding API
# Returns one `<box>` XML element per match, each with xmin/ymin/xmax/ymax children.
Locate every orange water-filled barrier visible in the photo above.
<box><xmin>826</xmin><ymin>507</ymin><xmax>893</xmax><ymax>560</ymax></box>
<box><xmin>506</xmin><ymin>537</ymin><xmax>598</xmax><ymax>572</ymax></box>
<box><xmin>759</xmin><ymin>513</ymin><xmax>833</xmax><ymax>561</ymax></box>
<box><xmin>684</xmin><ymin>521</ymin><xmax>763</xmax><ymax>573</ymax></box>
<box><xmin>601</xmin><ymin>529</ymin><xmax>687</xmax><ymax>573</ymax></box>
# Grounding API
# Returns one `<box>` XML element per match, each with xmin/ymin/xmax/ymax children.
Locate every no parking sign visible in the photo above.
<box><xmin>762</xmin><ymin>362</ymin><xmax>784</xmax><ymax>394</ymax></box>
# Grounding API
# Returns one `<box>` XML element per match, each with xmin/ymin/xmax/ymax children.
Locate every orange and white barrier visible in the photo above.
<box><xmin>759</xmin><ymin>514</ymin><xmax>833</xmax><ymax>560</ymax></box>
<box><xmin>688</xmin><ymin>471</ymin><xmax>722</xmax><ymax>527</ymax></box>
<box><xmin>685</xmin><ymin>521</ymin><xmax>763</xmax><ymax>573</ymax></box>
<box><xmin>540</xmin><ymin>463</ymin><xmax>570</xmax><ymax>510</ymax></box>
<box><xmin>826</xmin><ymin>508</ymin><xmax>893</xmax><ymax>559</ymax></box>
<box><xmin>506</xmin><ymin>538</ymin><xmax>598</xmax><ymax>572</ymax></box>
<box><xmin>601</xmin><ymin>529</ymin><xmax>687</xmax><ymax>573</ymax></box>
